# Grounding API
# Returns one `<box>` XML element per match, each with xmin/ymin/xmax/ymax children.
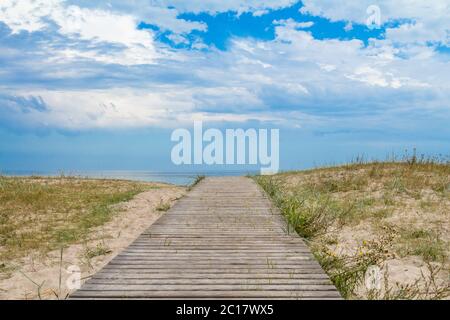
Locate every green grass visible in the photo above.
<box><xmin>398</xmin><ymin>228</ymin><xmax>447</xmax><ymax>262</ymax></box>
<box><xmin>84</xmin><ymin>243</ymin><xmax>112</xmax><ymax>260</ymax></box>
<box><xmin>188</xmin><ymin>175</ymin><xmax>205</xmax><ymax>191</ymax></box>
<box><xmin>155</xmin><ymin>200</ymin><xmax>171</xmax><ymax>212</ymax></box>
<box><xmin>312</xmin><ymin>238</ymin><xmax>387</xmax><ymax>298</ymax></box>
<box><xmin>0</xmin><ymin>176</ymin><xmax>157</xmax><ymax>264</ymax></box>
<box><xmin>254</xmin><ymin>158</ymin><xmax>449</xmax><ymax>299</ymax></box>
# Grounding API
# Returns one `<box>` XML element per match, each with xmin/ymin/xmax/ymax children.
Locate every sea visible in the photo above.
<box><xmin>1</xmin><ymin>170</ymin><xmax>260</xmax><ymax>186</ymax></box>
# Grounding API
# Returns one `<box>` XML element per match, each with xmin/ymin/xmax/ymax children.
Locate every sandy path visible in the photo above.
<box><xmin>0</xmin><ymin>185</ymin><xmax>185</xmax><ymax>300</ymax></box>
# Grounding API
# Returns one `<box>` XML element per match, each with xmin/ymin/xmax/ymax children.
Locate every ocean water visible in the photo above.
<box><xmin>2</xmin><ymin>170</ymin><xmax>258</xmax><ymax>186</ymax></box>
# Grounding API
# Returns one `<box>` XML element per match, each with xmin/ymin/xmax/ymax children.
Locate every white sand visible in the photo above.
<box><xmin>0</xmin><ymin>186</ymin><xmax>185</xmax><ymax>300</ymax></box>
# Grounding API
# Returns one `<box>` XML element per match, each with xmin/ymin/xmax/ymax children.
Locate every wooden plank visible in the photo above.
<box><xmin>103</xmin><ymin>265</ymin><xmax>322</xmax><ymax>269</ymax></box>
<box><xmin>94</xmin><ymin>269</ymin><xmax>329</xmax><ymax>275</ymax></box>
<box><xmin>86</xmin><ymin>279</ymin><xmax>333</xmax><ymax>285</ymax></box>
<box><xmin>92</xmin><ymin>273</ymin><xmax>331</xmax><ymax>279</ymax></box>
<box><xmin>71</xmin><ymin>177</ymin><xmax>340</xmax><ymax>300</ymax></box>
<box><xmin>79</xmin><ymin>284</ymin><xmax>339</xmax><ymax>291</ymax></box>
<box><xmin>111</xmin><ymin>257</ymin><xmax>314</xmax><ymax>261</ymax></box>
<box><xmin>71</xmin><ymin>290</ymin><xmax>341</xmax><ymax>299</ymax></box>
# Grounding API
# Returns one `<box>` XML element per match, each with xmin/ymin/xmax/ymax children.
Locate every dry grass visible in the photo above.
<box><xmin>255</xmin><ymin>159</ymin><xmax>449</xmax><ymax>299</ymax></box>
<box><xmin>0</xmin><ymin>176</ymin><xmax>158</xmax><ymax>268</ymax></box>
<box><xmin>187</xmin><ymin>175</ymin><xmax>205</xmax><ymax>191</ymax></box>
<box><xmin>155</xmin><ymin>199</ymin><xmax>172</xmax><ymax>212</ymax></box>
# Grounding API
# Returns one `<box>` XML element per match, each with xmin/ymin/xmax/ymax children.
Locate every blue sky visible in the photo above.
<box><xmin>0</xmin><ymin>1</ymin><xmax>449</xmax><ymax>173</ymax></box>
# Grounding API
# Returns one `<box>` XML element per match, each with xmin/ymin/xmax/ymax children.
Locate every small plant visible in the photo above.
<box><xmin>255</xmin><ymin>176</ymin><xmax>334</xmax><ymax>239</ymax></box>
<box><xmin>314</xmin><ymin>236</ymin><xmax>391</xmax><ymax>299</ymax></box>
<box><xmin>84</xmin><ymin>243</ymin><xmax>112</xmax><ymax>260</ymax></box>
<box><xmin>18</xmin><ymin>270</ymin><xmax>46</xmax><ymax>300</ymax></box>
<box><xmin>398</xmin><ymin>228</ymin><xmax>447</xmax><ymax>262</ymax></box>
<box><xmin>266</xmin><ymin>258</ymin><xmax>276</xmax><ymax>269</ymax></box>
<box><xmin>188</xmin><ymin>175</ymin><xmax>205</xmax><ymax>191</ymax></box>
<box><xmin>367</xmin><ymin>263</ymin><xmax>450</xmax><ymax>300</ymax></box>
<box><xmin>0</xmin><ymin>177</ymin><xmax>152</xmax><ymax>263</ymax></box>
<box><xmin>254</xmin><ymin>157</ymin><xmax>449</xmax><ymax>300</ymax></box>
<box><xmin>156</xmin><ymin>199</ymin><xmax>171</xmax><ymax>212</ymax></box>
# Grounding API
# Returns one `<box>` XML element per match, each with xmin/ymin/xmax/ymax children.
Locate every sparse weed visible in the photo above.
<box><xmin>367</xmin><ymin>262</ymin><xmax>450</xmax><ymax>300</ymax></box>
<box><xmin>156</xmin><ymin>199</ymin><xmax>171</xmax><ymax>212</ymax></box>
<box><xmin>0</xmin><ymin>177</ymin><xmax>153</xmax><ymax>263</ymax></box>
<box><xmin>398</xmin><ymin>228</ymin><xmax>447</xmax><ymax>262</ymax></box>
<box><xmin>255</xmin><ymin>156</ymin><xmax>449</xmax><ymax>300</ymax></box>
<box><xmin>84</xmin><ymin>243</ymin><xmax>112</xmax><ymax>260</ymax></box>
<box><xmin>255</xmin><ymin>176</ymin><xmax>334</xmax><ymax>239</ymax></box>
<box><xmin>188</xmin><ymin>175</ymin><xmax>205</xmax><ymax>191</ymax></box>
<box><xmin>313</xmin><ymin>236</ymin><xmax>392</xmax><ymax>299</ymax></box>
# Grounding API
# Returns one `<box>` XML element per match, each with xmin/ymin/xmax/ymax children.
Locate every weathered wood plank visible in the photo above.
<box><xmin>79</xmin><ymin>284</ymin><xmax>339</xmax><ymax>291</ymax></box>
<box><xmin>86</xmin><ymin>279</ymin><xmax>333</xmax><ymax>285</ymax></box>
<box><xmin>71</xmin><ymin>177</ymin><xmax>340</xmax><ymax>300</ymax></box>
<box><xmin>71</xmin><ymin>290</ymin><xmax>341</xmax><ymax>299</ymax></box>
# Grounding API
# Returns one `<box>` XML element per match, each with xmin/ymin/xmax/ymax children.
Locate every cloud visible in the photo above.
<box><xmin>0</xmin><ymin>93</ymin><xmax>50</xmax><ymax>132</ymax></box>
<box><xmin>345</xmin><ymin>66</ymin><xmax>431</xmax><ymax>89</ymax></box>
<box><xmin>0</xmin><ymin>0</ymin><xmax>162</xmax><ymax>65</ymax></box>
<box><xmin>0</xmin><ymin>87</ymin><xmax>303</xmax><ymax>131</ymax></box>
<box><xmin>0</xmin><ymin>0</ymin><xmax>207</xmax><ymax>35</ymax></box>
<box><xmin>386</xmin><ymin>21</ymin><xmax>449</xmax><ymax>45</ymax></box>
<box><xmin>0</xmin><ymin>93</ymin><xmax>49</xmax><ymax>113</ymax></box>
<box><xmin>273</xmin><ymin>18</ymin><xmax>314</xmax><ymax>29</ymax></box>
<box><xmin>0</xmin><ymin>0</ymin><xmax>449</xmax><ymax>137</ymax></box>
<box><xmin>66</xmin><ymin>1</ymin><xmax>208</xmax><ymax>34</ymax></box>
<box><xmin>3</xmin><ymin>23</ymin><xmax>447</xmax><ymax>132</ymax></box>
<box><xmin>300</xmin><ymin>0</ymin><xmax>450</xmax><ymax>45</ymax></box>
<box><xmin>53</xmin><ymin>6</ymin><xmax>152</xmax><ymax>47</ymax></box>
<box><xmin>0</xmin><ymin>0</ymin><xmax>58</xmax><ymax>33</ymax></box>
<box><xmin>156</xmin><ymin>0</ymin><xmax>298</xmax><ymax>15</ymax></box>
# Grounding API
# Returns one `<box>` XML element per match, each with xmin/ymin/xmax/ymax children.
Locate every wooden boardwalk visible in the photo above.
<box><xmin>71</xmin><ymin>177</ymin><xmax>341</xmax><ymax>299</ymax></box>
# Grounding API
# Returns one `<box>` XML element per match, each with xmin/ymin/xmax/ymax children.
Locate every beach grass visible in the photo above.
<box><xmin>255</xmin><ymin>157</ymin><xmax>449</xmax><ymax>299</ymax></box>
<box><xmin>188</xmin><ymin>175</ymin><xmax>205</xmax><ymax>191</ymax></box>
<box><xmin>0</xmin><ymin>176</ymin><xmax>158</xmax><ymax>267</ymax></box>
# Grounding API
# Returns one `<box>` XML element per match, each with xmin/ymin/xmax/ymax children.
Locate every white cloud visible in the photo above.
<box><xmin>2</xmin><ymin>87</ymin><xmax>301</xmax><ymax>130</ymax></box>
<box><xmin>67</xmin><ymin>2</ymin><xmax>207</xmax><ymax>34</ymax></box>
<box><xmin>0</xmin><ymin>0</ymin><xmax>58</xmax><ymax>33</ymax></box>
<box><xmin>4</xmin><ymin>20</ymin><xmax>448</xmax><ymax>130</ymax></box>
<box><xmin>252</xmin><ymin>9</ymin><xmax>269</xmax><ymax>17</ymax></box>
<box><xmin>0</xmin><ymin>1</ymin><xmax>449</xmax><ymax>133</ymax></box>
<box><xmin>273</xmin><ymin>19</ymin><xmax>314</xmax><ymax>29</ymax></box>
<box><xmin>0</xmin><ymin>0</ymin><xmax>208</xmax><ymax>36</ymax></box>
<box><xmin>301</xmin><ymin>0</ymin><xmax>449</xmax><ymax>24</ymax></box>
<box><xmin>159</xmin><ymin>0</ymin><xmax>298</xmax><ymax>15</ymax></box>
<box><xmin>5</xmin><ymin>88</ymin><xmax>190</xmax><ymax>130</ymax></box>
<box><xmin>345</xmin><ymin>66</ymin><xmax>430</xmax><ymax>89</ymax></box>
<box><xmin>53</xmin><ymin>6</ymin><xmax>152</xmax><ymax>47</ymax></box>
<box><xmin>386</xmin><ymin>21</ymin><xmax>449</xmax><ymax>45</ymax></box>
<box><xmin>301</xmin><ymin>0</ymin><xmax>450</xmax><ymax>45</ymax></box>
<box><xmin>0</xmin><ymin>0</ymin><xmax>159</xmax><ymax>64</ymax></box>
<box><xmin>344</xmin><ymin>22</ymin><xmax>353</xmax><ymax>32</ymax></box>
<box><xmin>131</xmin><ymin>6</ymin><xmax>206</xmax><ymax>34</ymax></box>
<box><xmin>53</xmin><ymin>5</ymin><xmax>159</xmax><ymax>64</ymax></box>
<box><xmin>318</xmin><ymin>63</ymin><xmax>337</xmax><ymax>72</ymax></box>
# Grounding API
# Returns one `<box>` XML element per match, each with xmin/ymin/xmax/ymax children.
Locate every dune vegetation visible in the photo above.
<box><xmin>255</xmin><ymin>155</ymin><xmax>449</xmax><ymax>299</ymax></box>
<box><xmin>0</xmin><ymin>176</ymin><xmax>159</xmax><ymax>275</ymax></box>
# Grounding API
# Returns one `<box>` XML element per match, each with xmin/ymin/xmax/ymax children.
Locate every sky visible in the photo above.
<box><xmin>0</xmin><ymin>0</ymin><xmax>449</xmax><ymax>173</ymax></box>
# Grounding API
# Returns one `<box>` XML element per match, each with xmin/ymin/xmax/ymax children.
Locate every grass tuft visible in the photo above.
<box><xmin>188</xmin><ymin>175</ymin><xmax>205</xmax><ymax>191</ymax></box>
<box><xmin>254</xmin><ymin>156</ymin><xmax>449</xmax><ymax>299</ymax></box>
<box><xmin>84</xmin><ymin>243</ymin><xmax>112</xmax><ymax>260</ymax></box>
<box><xmin>0</xmin><ymin>177</ymin><xmax>155</xmax><ymax>265</ymax></box>
<box><xmin>155</xmin><ymin>199</ymin><xmax>171</xmax><ymax>212</ymax></box>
